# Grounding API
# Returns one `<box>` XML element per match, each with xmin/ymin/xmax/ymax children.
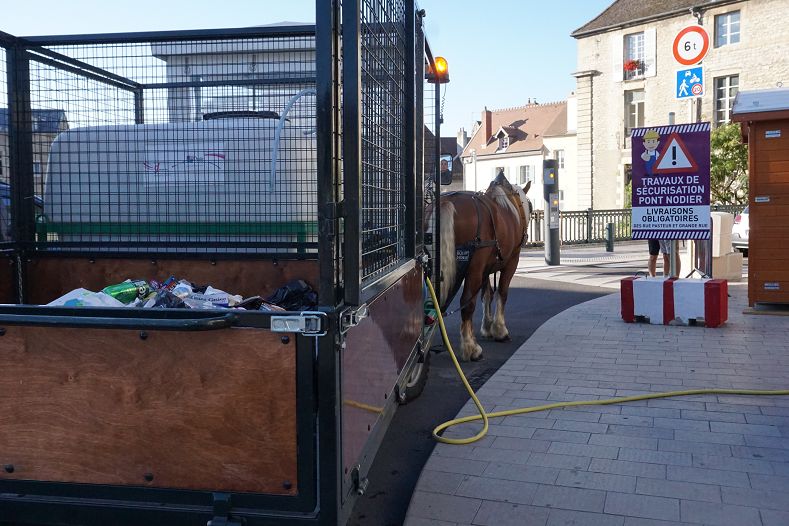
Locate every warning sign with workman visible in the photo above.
<box><xmin>630</xmin><ymin>123</ymin><xmax>711</xmax><ymax>240</ymax></box>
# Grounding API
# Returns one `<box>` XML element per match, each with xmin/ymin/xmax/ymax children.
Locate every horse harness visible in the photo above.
<box><xmin>440</xmin><ymin>192</ymin><xmax>503</xmax><ymax>309</ymax></box>
<box><xmin>441</xmin><ymin>190</ymin><xmax>529</xmax><ymax>312</ymax></box>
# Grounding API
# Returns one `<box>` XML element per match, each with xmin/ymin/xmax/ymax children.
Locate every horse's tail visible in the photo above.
<box><xmin>439</xmin><ymin>200</ymin><xmax>456</xmax><ymax>307</ymax></box>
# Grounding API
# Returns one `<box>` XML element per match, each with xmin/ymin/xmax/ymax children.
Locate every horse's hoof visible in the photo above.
<box><xmin>494</xmin><ymin>334</ymin><xmax>511</xmax><ymax>343</ymax></box>
<box><xmin>470</xmin><ymin>353</ymin><xmax>484</xmax><ymax>362</ymax></box>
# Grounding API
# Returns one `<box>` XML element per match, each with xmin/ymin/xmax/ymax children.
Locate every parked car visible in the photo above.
<box><xmin>0</xmin><ymin>182</ymin><xmax>44</xmax><ymax>243</ymax></box>
<box><xmin>732</xmin><ymin>206</ymin><xmax>749</xmax><ymax>256</ymax></box>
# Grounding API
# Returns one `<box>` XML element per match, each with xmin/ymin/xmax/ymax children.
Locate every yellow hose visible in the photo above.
<box><xmin>424</xmin><ymin>277</ymin><xmax>789</xmax><ymax>445</ymax></box>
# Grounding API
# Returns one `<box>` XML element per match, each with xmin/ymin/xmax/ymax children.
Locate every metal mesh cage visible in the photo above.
<box><xmin>1</xmin><ymin>44</ymin><xmax>10</xmax><ymax>246</ymax></box>
<box><xmin>358</xmin><ymin>0</ymin><xmax>408</xmax><ymax>283</ymax></box>
<box><xmin>15</xmin><ymin>29</ymin><xmax>318</xmax><ymax>255</ymax></box>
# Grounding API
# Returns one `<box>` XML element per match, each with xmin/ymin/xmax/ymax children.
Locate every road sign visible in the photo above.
<box><xmin>654</xmin><ymin>133</ymin><xmax>699</xmax><ymax>173</ymax></box>
<box><xmin>676</xmin><ymin>66</ymin><xmax>704</xmax><ymax>99</ymax></box>
<box><xmin>673</xmin><ymin>26</ymin><xmax>710</xmax><ymax>66</ymax></box>
<box><xmin>630</xmin><ymin>123</ymin><xmax>711</xmax><ymax>240</ymax></box>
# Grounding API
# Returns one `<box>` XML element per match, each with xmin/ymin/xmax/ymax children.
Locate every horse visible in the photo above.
<box><xmin>431</xmin><ymin>173</ymin><xmax>532</xmax><ymax>361</ymax></box>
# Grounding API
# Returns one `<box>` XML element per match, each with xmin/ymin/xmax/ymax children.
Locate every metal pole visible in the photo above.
<box><xmin>434</xmin><ymin>80</ymin><xmax>441</xmax><ymax>302</ymax></box>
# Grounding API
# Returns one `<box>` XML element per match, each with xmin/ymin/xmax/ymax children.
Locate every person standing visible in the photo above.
<box><xmin>648</xmin><ymin>239</ymin><xmax>680</xmax><ymax>277</ymax></box>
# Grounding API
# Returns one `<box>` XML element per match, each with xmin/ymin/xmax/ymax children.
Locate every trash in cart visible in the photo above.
<box><xmin>46</xmin><ymin>277</ymin><xmax>316</xmax><ymax>311</ymax></box>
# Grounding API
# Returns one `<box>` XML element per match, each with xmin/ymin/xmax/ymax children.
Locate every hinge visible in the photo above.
<box><xmin>350</xmin><ymin>465</ymin><xmax>369</xmax><ymax>496</ymax></box>
<box><xmin>206</xmin><ymin>493</ymin><xmax>242</xmax><ymax>526</ymax></box>
<box><xmin>339</xmin><ymin>303</ymin><xmax>369</xmax><ymax>334</ymax></box>
<box><xmin>320</xmin><ymin>201</ymin><xmax>342</xmax><ymax>237</ymax></box>
<box><xmin>270</xmin><ymin>311</ymin><xmax>327</xmax><ymax>336</ymax></box>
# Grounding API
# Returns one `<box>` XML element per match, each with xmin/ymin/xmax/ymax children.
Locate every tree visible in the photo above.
<box><xmin>710</xmin><ymin>123</ymin><xmax>748</xmax><ymax>205</ymax></box>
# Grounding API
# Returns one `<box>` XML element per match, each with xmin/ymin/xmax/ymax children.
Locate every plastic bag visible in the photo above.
<box><xmin>264</xmin><ymin>280</ymin><xmax>318</xmax><ymax>311</ymax></box>
<box><xmin>47</xmin><ymin>288</ymin><xmax>126</xmax><ymax>308</ymax></box>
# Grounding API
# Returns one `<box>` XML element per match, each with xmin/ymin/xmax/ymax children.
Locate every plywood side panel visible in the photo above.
<box><xmin>0</xmin><ymin>326</ymin><xmax>298</xmax><ymax>494</ymax></box>
<box><xmin>341</xmin><ymin>266</ymin><xmax>422</xmax><ymax>476</ymax></box>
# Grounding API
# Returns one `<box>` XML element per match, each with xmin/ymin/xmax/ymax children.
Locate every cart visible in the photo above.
<box><xmin>0</xmin><ymin>1</ymin><xmax>446</xmax><ymax>524</ymax></box>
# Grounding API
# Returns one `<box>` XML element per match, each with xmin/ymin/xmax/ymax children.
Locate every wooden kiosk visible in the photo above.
<box><xmin>732</xmin><ymin>88</ymin><xmax>789</xmax><ymax>306</ymax></box>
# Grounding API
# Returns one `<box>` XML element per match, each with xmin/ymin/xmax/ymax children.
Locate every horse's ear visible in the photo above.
<box><xmin>522</xmin><ymin>180</ymin><xmax>531</xmax><ymax>194</ymax></box>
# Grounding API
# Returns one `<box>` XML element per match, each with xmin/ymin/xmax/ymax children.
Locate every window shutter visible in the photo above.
<box><xmin>612</xmin><ymin>33</ymin><xmax>624</xmax><ymax>82</ymax></box>
<box><xmin>643</xmin><ymin>27</ymin><xmax>656</xmax><ymax>77</ymax></box>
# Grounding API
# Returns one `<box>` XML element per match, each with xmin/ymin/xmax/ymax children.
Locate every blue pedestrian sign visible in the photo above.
<box><xmin>676</xmin><ymin>66</ymin><xmax>703</xmax><ymax>99</ymax></box>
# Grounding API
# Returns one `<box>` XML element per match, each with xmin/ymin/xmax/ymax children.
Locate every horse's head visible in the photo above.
<box><xmin>486</xmin><ymin>175</ymin><xmax>533</xmax><ymax>246</ymax></box>
<box><xmin>489</xmin><ymin>171</ymin><xmax>514</xmax><ymax>193</ymax></box>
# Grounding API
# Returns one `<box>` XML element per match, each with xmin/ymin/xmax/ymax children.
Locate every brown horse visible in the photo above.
<box><xmin>432</xmin><ymin>173</ymin><xmax>532</xmax><ymax>361</ymax></box>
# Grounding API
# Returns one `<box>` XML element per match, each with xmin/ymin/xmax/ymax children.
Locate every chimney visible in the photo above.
<box><xmin>482</xmin><ymin>107</ymin><xmax>492</xmax><ymax>141</ymax></box>
<box><xmin>457</xmin><ymin>127</ymin><xmax>469</xmax><ymax>150</ymax></box>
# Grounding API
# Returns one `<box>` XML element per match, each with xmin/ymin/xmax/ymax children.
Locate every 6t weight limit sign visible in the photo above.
<box><xmin>673</xmin><ymin>25</ymin><xmax>710</xmax><ymax>65</ymax></box>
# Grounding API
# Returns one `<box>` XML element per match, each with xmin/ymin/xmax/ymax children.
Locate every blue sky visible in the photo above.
<box><xmin>1</xmin><ymin>0</ymin><xmax>611</xmax><ymax>136</ymax></box>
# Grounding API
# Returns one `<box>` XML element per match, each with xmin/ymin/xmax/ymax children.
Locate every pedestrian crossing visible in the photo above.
<box><xmin>515</xmin><ymin>244</ymin><xmax>748</xmax><ymax>290</ymax></box>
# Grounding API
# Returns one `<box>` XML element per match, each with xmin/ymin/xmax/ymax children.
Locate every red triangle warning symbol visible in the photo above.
<box><xmin>654</xmin><ymin>133</ymin><xmax>698</xmax><ymax>173</ymax></box>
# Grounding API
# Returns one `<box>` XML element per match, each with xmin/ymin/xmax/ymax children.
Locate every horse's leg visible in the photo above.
<box><xmin>459</xmin><ymin>272</ymin><xmax>485</xmax><ymax>361</ymax></box>
<box><xmin>490</xmin><ymin>256</ymin><xmax>519</xmax><ymax>342</ymax></box>
<box><xmin>480</xmin><ymin>275</ymin><xmax>494</xmax><ymax>339</ymax></box>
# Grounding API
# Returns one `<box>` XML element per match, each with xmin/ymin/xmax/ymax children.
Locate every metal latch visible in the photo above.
<box><xmin>340</xmin><ymin>304</ymin><xmax>369</xmax><ymax>334</ymax></box>
<box><xmin>207</xmin><ymin>493</ymin><xmax>241</xmax><ymax>526</ymax></box>
<box><xmin>270</xmin><ymin>311</ymin><xmax>327</xmax><ymax>336</ymax></box>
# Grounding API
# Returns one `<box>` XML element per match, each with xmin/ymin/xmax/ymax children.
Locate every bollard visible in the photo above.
<box><xmin>606</xmin><ymin>222</ymin><xmax>614</xmax><ymax>252</ymax></box>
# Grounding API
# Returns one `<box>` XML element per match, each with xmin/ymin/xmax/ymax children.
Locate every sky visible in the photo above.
<box><xmin>0</xmin><ymin>0</ymin><xmax>611</xmax><ymax>137</ymax></box>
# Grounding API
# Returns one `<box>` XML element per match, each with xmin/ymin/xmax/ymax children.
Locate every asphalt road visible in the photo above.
<box><xmin>349</xmin><ymin>274</ymin><xmax>613</xmax><ymax>526</ymax></box>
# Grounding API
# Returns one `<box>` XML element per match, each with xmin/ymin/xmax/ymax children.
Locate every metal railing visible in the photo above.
<box><xmin>526</xmin><ymin>204</ymin><xmax>746</xmax><ymax>247</ymax></box>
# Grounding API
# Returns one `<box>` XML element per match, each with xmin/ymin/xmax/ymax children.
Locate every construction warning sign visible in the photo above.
<box><xmin>630</xmin><ymin>123</ymin><xmax>711</xmax><ymax>240</ymax></box>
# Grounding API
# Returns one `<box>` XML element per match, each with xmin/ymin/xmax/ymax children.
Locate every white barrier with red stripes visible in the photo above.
<box><xmin>620</xmin><ymin>277</ymin><xmax>727</xmax><ymax>327</ymax></box>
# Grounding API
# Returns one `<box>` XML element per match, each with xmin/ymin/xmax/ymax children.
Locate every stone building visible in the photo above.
<box><xmin>572</xmin><ymin>0</ymin><xmax>789</xmax><ymax>209</ymax></box>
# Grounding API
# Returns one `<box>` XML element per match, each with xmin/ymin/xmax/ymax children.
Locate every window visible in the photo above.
<box><xmin>554</xmin><ymin>150</ymin><xmax>565</xmax><ymax>170</ymax></box>
<box><xmin>519</xmin><ymin>165</ymin><xmax>534</xmax><ymax>186</ymax></box>
<box><xmin>625</xmin><ymin>90</ymin><xmax>645</xmax><ymax>138</ymax></box>
<box><xmin>497</xmin><ymin>136</ymin><xmax>509</xmax><ymax>152</ymax></box>
<box><xmin>714</xmin><ymin>75</ymin><xmax>739</xmax><ymax>125</ymax></box>
<box><xmin>715</xmin><ymin>11</ymin><xmax>740</xmax><ymax>48</ymax></box>
<box><xmin>624</xmin><ymin>32</ymin><xmax>645</xmax><ymax>80</ymax></box>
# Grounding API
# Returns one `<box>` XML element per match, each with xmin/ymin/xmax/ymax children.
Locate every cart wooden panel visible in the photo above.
<box><xmin>0</xmin><ymin>325</ymin><xmax>298</xmax><ymax>495</ymax></box>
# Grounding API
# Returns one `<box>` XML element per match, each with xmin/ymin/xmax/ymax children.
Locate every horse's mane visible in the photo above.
<box><xmin>485</xmin><ymin>184</ymin><xmax>519</xmax><ymax>220</ymax></box>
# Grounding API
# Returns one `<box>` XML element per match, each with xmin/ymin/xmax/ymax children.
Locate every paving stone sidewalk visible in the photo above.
<box><xmin>405</xmin><ymin>283</ymin><xmax>789</xmax><ymax>526</ymax></box>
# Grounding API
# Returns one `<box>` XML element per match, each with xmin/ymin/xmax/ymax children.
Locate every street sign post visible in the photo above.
<box><xmin>672</xmin><ymin>25</ymin><xmax>710</xmax><ymax>66</ymax></box>
<box><xmin>630</xmin><ymin>123</ymin><xmax>711</xmax><ymax>240</ymax></box>
<box><xmin>676</xmin><ymin>66</ymin><xmax>704</xmax><ymax>99</ymax></box>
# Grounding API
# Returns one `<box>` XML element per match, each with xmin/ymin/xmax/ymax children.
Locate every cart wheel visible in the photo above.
<box><xmin>399</xmin><ymin>345</ymin><xmax>431</xmax><ymax>404</ymax></box>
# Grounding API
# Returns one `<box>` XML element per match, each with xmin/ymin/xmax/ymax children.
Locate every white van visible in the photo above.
<box><xmin>43</xmin><ymin>113</ymin><xmax>316</xmax><ymax>252</ymax></box>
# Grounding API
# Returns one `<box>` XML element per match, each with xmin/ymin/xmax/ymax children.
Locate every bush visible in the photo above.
<box><xmin>710</xmin><ymin>123</ymin><xmax>748</xmax><ymax>205</ymax></box>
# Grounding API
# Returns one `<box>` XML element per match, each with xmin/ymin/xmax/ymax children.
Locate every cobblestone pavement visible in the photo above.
<box><xmin>405</xmin><ymin>282</ymin><xmax>789</xmax><ymax>526</ymax></box>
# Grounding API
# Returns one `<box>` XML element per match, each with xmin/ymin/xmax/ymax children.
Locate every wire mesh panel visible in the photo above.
<box><xmin>1</xmin><ymin>43</ymin><xmax>10</xmax><ymax>246</ymax></box>
<box><xmin>358</xmin><ymin>0</ymin><xmax>409</xmax><ymax>283</ymax></box>
<box><xmin>16</xmin><ymin>29</ymin><xmax>317</xmax><ymax>255</ymax></box>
